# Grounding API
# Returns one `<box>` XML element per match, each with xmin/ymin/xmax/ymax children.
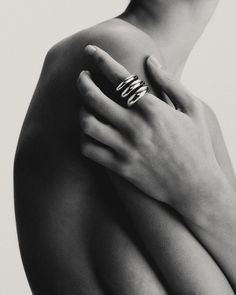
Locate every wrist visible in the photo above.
<box><xmin>175</xmin><ymin>168</ymin><xmax>236</xmax><ymax>229</ymax></box>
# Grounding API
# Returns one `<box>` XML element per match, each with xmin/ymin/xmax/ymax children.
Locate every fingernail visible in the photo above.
<box><xmin>85</xmin><ymin>45</ymin><xmax>97</xmax><ymax>56</ymax></box>
<box><xmin>84</xmin><ymin>70</ymin><xmax>91</xmax><ymax>76</ymax></box>
<box><xmin>148</xmin><ymin>56</ymin><xmax>162</xmax><ymax>69</ymax></box>
<box><xmin>78</xmin><ymin>71</ymin><xmax>84</xmax><ymax>79</ymax></box>
<box><xmin>79</xmin><ymin>70</ymin><xmax>90</xmax><ymax>77</ymax></box>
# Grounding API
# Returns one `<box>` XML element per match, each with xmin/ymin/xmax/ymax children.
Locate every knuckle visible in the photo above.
<box><xmin>97</xmin><ymin>54</ymin><xmax>106</xmax><ymax>66</ymax></box>
<box><xmin>84</xmin><ymin>90</ymin><xmax>98</xmax><ymax>106</ymax></box>
<box><xmin>127</xmin><ymin>149</ymin><xmax>141</xmax><ymax>165</ymax></box>
<box><xmin>115</xmin><ymin>143</ymin><xmax>129</xmax><ymax>158</ymax></box>
<box><xmin>136</xmin><ymin>135</ymin><xmax>153</xmax><ymax>154</ymax></box>
<box><xmin>77</xmin><ymin>71</ymin><xmax>86</xmax><ymax>89</ymax></box>
<box><xmin>130</xmin><ymin>123</ymin><xmax>150</xmax><ymax>147</ymax></box>
<box><xmin>77</xmin><ymin>78</ymin><xmax>83</xmax><ymax>92</ymax></box>
<box><xmin>81</xmin><ymin>142</ymin><xmax>91</xmax><ymax>157</ymax></box>
<box><xmin>133</xmin><ymin>133</ymin><xmax>144</xmax><ymax>147</ymax></box>
<box><xmin>130</xmin><ymin>127</ymin><xmax>142</xmax><ymax>145</ymax></box>
<box><xmin>80</xmin><ymin>116</ymin><xmax>93</xmax><ymax>135</ymax></box>
<box><xmin>118</xmin><ymin>143</ymin><xmax>132</xmax><ymax>160</ymax></box>
<box><xmin>118</xmin><ymin>162</ymin><xmax>132</xmax><ymax>178</ymax></box>
<box><xmin>118</xmin><ymin>151</ymin><xmax>141</xmax><ymax>180</ymax></box>
<box><xmin>127</xmin><ymin>117</ymin><xmax>143</xmax><ymax>141</ymax></box>
<box><xmin>85</xmin><ymin>89</ymin><xmax>95</xmax><ymax>99</ymax></box>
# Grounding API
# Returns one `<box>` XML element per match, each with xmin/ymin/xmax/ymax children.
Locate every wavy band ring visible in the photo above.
<box><xmin>116</xmin><ymin>75</ymin><xmax>149</xmax><ymax>107</ymax></box>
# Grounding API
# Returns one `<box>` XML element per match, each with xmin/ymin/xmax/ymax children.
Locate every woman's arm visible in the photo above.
<box><xmin>77</xmin><ymin>45</ymin><xmax>236</xmax><ymax>292</ymax></box>
<box><xmin>77</xmin><ymin>44</ymin><xmax>235</xmax><ymax>294</ymax></box>
<box><xmin>143</xmin><ymin>56</ymin><xmax>236</xmax><ymax>291</ymax></box>
<box><xmin>14</xmin><ymin>43</ymin><xmax>169</xmax><ymax>295</ymax></box>
<box><xmin>13</xmin><ymin>48</ymin><xmax>107</xmax><ymax>295</ymax></box>
<box><xmin>189</xmin><ymin>185</ymin><xmax>236</xmax><ymax>291</ymax></box>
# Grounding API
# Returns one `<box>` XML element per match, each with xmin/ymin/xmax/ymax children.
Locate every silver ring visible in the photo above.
<box><xmin>121</xmin><ymin>79</ymin><xmax>145</xmax><ymax>98</ymax></box>
<box><xmin>127</xmin><ymin>85</ymin><xmax>149</xmax><ymax>107</ymax></box>
<box><xmin>116</xmin><ymin>75</ymin><xmax>138</xmax><ymax>91</ymax></box>
<box><xmin>116</xmin><ymin>75</ymin><xmax>149</xmax><ymax>107</ymax></box>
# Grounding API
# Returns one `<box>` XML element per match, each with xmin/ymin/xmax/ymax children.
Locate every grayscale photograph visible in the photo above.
<box><xmin>1</xmin><ymin>0</ymin><xmax>236</xmax><ymax>294</ymax></box>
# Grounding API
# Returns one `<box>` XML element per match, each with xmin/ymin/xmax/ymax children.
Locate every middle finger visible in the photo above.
<box><xmin>84</xmin><ymin>45</ymin><xmax>159</xmax><ymax>113</ymax></box>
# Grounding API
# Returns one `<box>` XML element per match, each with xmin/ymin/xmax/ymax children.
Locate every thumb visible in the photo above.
<box><xmin>146</xmin><ymin>56</ymin><xmax>194</xmax><ymax>112</ymax></box>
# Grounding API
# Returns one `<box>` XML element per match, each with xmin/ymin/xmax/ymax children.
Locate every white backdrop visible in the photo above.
<box><xmin>1</xmin><ymin>0</ymin><xmax>236</xmax><ymax>294</ymax></box>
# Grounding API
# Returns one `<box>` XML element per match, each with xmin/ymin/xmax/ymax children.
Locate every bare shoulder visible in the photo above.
<box><xmin>43</xmin><ymin>17</ymin><xmax>160</xmax><ymax>85</ymax></box>
<box><xmin>13</xmin><ymin>20</ymin><xmax>163</xmax><ymax>294</ymax></box>
<box><xmin>17</xmin><ymin>18</ymin><xmax>161</xmax><ymax>150</ymax></box>
<box><xmin>14</xmin><ymin>18</ymin><xmax>162</xmax><ymax>202</ymax></box>
<box><xmin>50</xmin><ymin>17</ymin><xmax>158</xmax><ymax>60</ymax></box>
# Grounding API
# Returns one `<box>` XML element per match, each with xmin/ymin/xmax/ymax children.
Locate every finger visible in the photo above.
<box><xmin>85</xmin><ymin>45</ymin><xmax>130</xmax><ymax>85</ymax></box>
<box><xmin>161</xmin><ymin>92</ymin><xmax>176</xmax><ymax>109</ymax></box>
<box><xmin>79</xmin><ymin>107</ymin><xmax>130</xmax><ymax>156</ymax></box>
<box><xmin>84</xmin><ymin>45</ymin><xmax>165</xmax><ymax>115</ymax></box>
<box><xmin>81</xmin><ymin>137</ymin><xmax>118</xmax><ymax>172</ymax></box>
<box><xmin>146</xmin><ymin>56</ymin><xmax>195</xmax><ymax>113</ymax></box>
<box><xmin>77</xmin><ymin>70</ymin><xmax>129</xmax><ymax>131</ymax></box>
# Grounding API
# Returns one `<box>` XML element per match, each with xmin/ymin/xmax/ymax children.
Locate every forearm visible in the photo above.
<box><xmin>109</xmin><ymin>173</ymin><xmax>234</xmax><ymax>295</ymax></box>
<box><xmin>177</xmin><ymin>174</ymin><xmax>236</xmax><ymax>291</ymax></box>
<box><xmin>78</xmin><ymin>42</ymin><xmax>235</xmax><ymax>294</ymax></box>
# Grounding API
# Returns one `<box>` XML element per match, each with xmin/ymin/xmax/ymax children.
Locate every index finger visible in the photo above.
<box><xmin>84</xmin><ymin>45</ymin><xmax>159</xmax><ymax>112</ymax></box>
<box><xmin>85</xmin><ymin>45</ymin><xmax>130</xmax><ymax>85</ymax></box>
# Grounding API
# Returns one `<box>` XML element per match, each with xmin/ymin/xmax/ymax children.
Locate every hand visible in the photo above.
<box><xmin>77</xmin><ymin>45</ymin><xmax>232</xmax><ymax>220</ymax></box>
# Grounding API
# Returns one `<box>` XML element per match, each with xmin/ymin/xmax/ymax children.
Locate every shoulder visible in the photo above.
<box><xmin>44</xmin><ymin>18</ymin><xmax>159</xmax><ymax>79</ymax></box>
<box><xmin>16</xmin><ymin>19</ymin><xmax>160</xmax><ymax>155</ymax></box>
<box><xmin>49</xmin><ymin>18</ymin><xmax>157</xmax><ymax>55</ymax></box>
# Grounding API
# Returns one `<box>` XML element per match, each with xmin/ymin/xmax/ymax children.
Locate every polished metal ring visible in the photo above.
<box><xmin>116</xmin><ymin>75</ymin><xmax>149</xmax><ymax>108</ymax></box>
<box><xmin>116</xmin><ymin>75</ymin><xmax>138</xmax><ymax>91</ymax></box>
<box><xmin>127</xmin><ymin>85</ymin><xmax>149</xmax><ymax>107</ymax></box>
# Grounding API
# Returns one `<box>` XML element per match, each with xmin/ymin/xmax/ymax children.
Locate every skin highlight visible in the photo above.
<box><xmin>14</xmin><ymin>0</ymin><xmax>236</xmax><ymax>294</ymax></box>
<box><xmin>77</xmin><ymin>44</ymin><xmax>236</xmax><ymax>292</ymax></box>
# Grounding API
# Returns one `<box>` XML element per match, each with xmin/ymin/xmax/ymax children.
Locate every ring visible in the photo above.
<box><xmin>116</xmin><ymin>75</ymin><xmax>149</xmax><ymax>107</ymax></box>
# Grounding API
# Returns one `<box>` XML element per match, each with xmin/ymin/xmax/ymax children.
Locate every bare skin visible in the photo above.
<box><xmin>14</xmin><ymin>19</ymin><xmax>169</xmax><ymax>295</ymax></box>
<box><xmin>78</xmin><ymin>45</ymin><xmax>236</xmax><ymax>291</ymax></box>
<box><xmin>14</xmin><ymin>0</ymin><xmax>235</xmax><ymax>294</ymax></box>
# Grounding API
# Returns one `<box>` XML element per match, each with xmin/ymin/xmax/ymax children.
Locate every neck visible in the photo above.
<box><xmin>119</xmin><ymin>0</ymin><xmax>219</xmax><ymax>75</ymax></box>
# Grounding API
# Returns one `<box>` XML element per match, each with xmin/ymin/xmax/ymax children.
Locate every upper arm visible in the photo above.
<box><xmin>14</xmin><ymin>38</ymin><xmax>170</xmax><ymax>295</ymax></box>
<box><xmin>14</xmin><ymin>44</ymin><xmax>106</xmax><ymax>295</ymax></box>
<box><xmin>13</xmin><ymin>26</ymin><xmax>168</xmax><ymax>293</ymax></box>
